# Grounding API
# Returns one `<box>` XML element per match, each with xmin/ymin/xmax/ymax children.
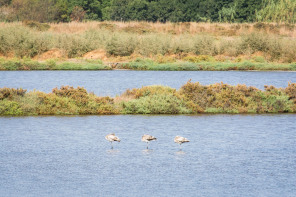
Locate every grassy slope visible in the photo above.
<box><xmin>1</xmin><ymin>21</ymin><xmax>296</xmax><ymax>71</ymax></box>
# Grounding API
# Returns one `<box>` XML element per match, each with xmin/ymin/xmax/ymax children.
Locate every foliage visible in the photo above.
<box><xmin>1</xmin><ymin>82</ymin><xmax>296</xmax><ymax>116</ymax></box>
<box><xmin>0</xmin><ymin>26</ymin><xmax>52</xmax><ymax>57</ymax></box>
<box><xmin>121</xmin><ymin>94</ymin><xmax>190</xmax><ymax>114</ymax></box>
<box><xmin>179</xmin><ymin>81</ymin><xmax>294</xmax><ymax>113</ymax></box>
<box><xmin>0</xmin><ymin>100</ymin><xmax>23</xmax><ymax>115</ymax></box>
<box><xmin>256</xmin><ymin>0</ymin><xmax>296</xmax><ymax>24</ymax></box>
<box><xmin>10</xmin><ymin>0</ymin><xmax>57</xmax><ymax>22</ymax></box>
<box><xmin>0</xmin><ymin>0</ymin><xmax>293</xmax><ymax>24</ymax></box>
<box><xmin>70</xmin><ymin>6</ymin><xmax>85</xmax><ymax>21</ymax></box>
<box><xmin>0</xmin><ymin>0</ymin><xmax>282</xmax><ymax>23</ymax></box>
<box><xmin>1</xmin><ymin>22</ymin><xmax>296</xmax><ymax>63</ymax></box>
<box><xmin>106</xmin><ymin>34</ymin><xmax>137</xmax><ymax>56</ymax></box>
<box><xmin>0</xmin><ymin>87</ymin><xmax>26</xmax><ymax>100</ymax></box>
<box><xmin>120</xmin><ymin>86</ymin><xmax>190</xmax><ymax>114</ymax></box>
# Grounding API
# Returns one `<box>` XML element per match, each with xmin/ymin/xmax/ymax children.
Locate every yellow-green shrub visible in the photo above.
<box><xmin>0</xmin><ymin>100</ymin><xmax>23</xmax><ymax>115</ymax></box>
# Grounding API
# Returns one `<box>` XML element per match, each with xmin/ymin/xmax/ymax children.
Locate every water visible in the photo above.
<box><xmin>1</xmin><ymin>70</ymin><xmax>296</xmax><ymax>96</ymax></box>
<box><xmin>0</xmin><ymin>115</ymin><xmax>295</xmax><ymax>197</ymax></box>
<box><xmin>1</xmin><ymin>70</ymin><xmax>296</xmax><ymax>196</ymax></box>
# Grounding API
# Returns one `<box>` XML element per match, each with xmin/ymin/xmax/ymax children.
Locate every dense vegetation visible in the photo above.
<box><xmin>0</xmin><ymin>0</ymin><xmax>295</xmax><ymax>23</ymax></box>
<box><xmin>1</xmin><ymin>21</ymin><xmax>296</xmax><ymax>69</ymax></box>
<box><xmin>1</xmin><ymin>82</ymin><xmax>296</xmax><ymax>115</ymax></box>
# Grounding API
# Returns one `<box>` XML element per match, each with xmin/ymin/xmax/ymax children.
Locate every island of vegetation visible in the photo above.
<box><xmin>1</xmin><ymin>0</ymin><xmax>296</xmax><ymax>71</ymax></box>
<box><xmin>1</xmin><ymin>81</ymin><xmax>296</xmax><ymax>116</ymax></box>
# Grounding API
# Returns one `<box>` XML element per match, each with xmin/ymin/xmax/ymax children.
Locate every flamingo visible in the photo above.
<box><xmin>174</xmin><ymin>136</ymin><xmax>190</xmax><ymax>150</ymax></box>
<box><xmin>141</xmin><ymin>134</ymin><xmax>157</xmax><ymax>149</ymax></box>
<box><xmin>105</xmin><ymin>133</ymin><xmax>120</xmax><ymax>149</ymax></box>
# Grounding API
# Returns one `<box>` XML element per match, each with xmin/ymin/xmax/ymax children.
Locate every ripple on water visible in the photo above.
<box><xmin>0</xmin><ymin>114</ymin><xmax>295</xmax><ymax>196</ymax></box>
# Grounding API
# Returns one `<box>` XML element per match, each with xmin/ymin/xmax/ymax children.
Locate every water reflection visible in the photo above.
<box><xmin>142</xmin><ymin>149</ymin><xmax>153</xmax><ymax>155</ymax></box>
<box><xmin>106</xmin><ymin>149</ymin><xmax>120</xmax><ymax>155</ymax></box>
<box><xmin>175</xmin><ymin>150</ymin><xmax>186</xmax><ymax>155</ymax></box>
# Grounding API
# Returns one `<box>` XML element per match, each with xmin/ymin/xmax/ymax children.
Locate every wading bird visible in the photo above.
<box><xmin>174</xmin><ymin>136</ymin><xmax>190</xmax><ymax>150</ymax></box>
<box><xmin>105</xmin><ymin>133</ymin><xmax>120</xmax><ymax>149</ymax></box>
<box><xmin>141</xmin><ymin>134</ymin><xmax>157</xmax><ymax>149</ymax></box>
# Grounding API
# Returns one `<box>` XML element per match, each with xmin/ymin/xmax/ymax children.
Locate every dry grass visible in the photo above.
<box><xmin>49</xmin><ymin>21</ymin><xmax>99</xmax><ymax>34</ymax></box>
<box><xmin>40</xmin><ymin>21</ymin><xmax>296</xmax><ymax>37</ymax></box>
<box><xmin>1</xmin><ymin>21</ymin><xmax>296</xmax><ymax>37</ymax></box>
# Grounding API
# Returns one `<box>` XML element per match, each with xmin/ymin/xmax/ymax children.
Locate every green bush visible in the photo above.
<box><xmin>56</xmin><ymin>34</ymin><xmax>93</xmax><ymax>58</ymax></box>
<box><xmin>0</xmin><ymin>100</ymin><xmax>23</xmax><ymax>115</ymax></box>
<box><xmin>179</xmin><ymin>81</ymin><xmax>295</xmax><ymax>113</ymax></box>
<box><xmin>193</xmin><ymin>35</ymin><xmax>217</xmax><ymax>55</ymax></box>
<box><xmin>0</xmin><ymin>26</ymin><xmax>52</xmax><ymax>57</ymax></box>
<box><xmin>137</xmin><ymin>34</ymin><xmax>173</xmax><ymax>56</ymax></box>
<box><xmin>121</xmin><ymin>85</ymin><xmax>190</xmax><ymax>114</ymax></box>
<box><xmin>106</xmin><ymin>34</ymin><xmax>137</xmax><ymax>56</ymax></box>
<box><xmin>122</xmin><ymin>94</ymin><xmax>190</xmax><ymax>114</ymax></box>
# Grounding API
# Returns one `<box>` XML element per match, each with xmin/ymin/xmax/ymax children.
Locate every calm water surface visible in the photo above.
<box><xmin>1</xmin><ymin>71</ymin><xmax>296</xmax><ymax>196</ymax></box>
<box><xmin>1</xmin><ymin>70</ymin><xmax>296</xmax><ymax>96</ymax></box>
<box><xmin>0</xmin><ymin>115</ymin><xmax>295</xmax><ymax>196</ymax></box>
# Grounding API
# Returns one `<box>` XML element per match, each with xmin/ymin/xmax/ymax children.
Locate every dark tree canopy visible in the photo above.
<box><xmin>0</xmin><ymin>0</ymin><xmax>283</xmax><ymax>23</ymax></box>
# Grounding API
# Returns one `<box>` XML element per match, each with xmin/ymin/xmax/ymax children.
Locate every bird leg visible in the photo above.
<box><xmin>110</xmin><ymin>141</ymin><xmax>113</xmax><ymax>149</ymax></box>
<box><xmin>146</xmin><ymin>142</ymin><xmax>149</xmax><ymax>149</ymax></box>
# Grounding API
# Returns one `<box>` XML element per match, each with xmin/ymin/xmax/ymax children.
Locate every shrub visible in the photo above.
<box><xmin>122</xmin><ymin>85</ymin><xmax>176</xmax><ymax>99</ymax></box>
<box><xmin>137</xmin><ymin>34</ymin><xmax>173</xmax><ymax>56</ymax></box>
<box><xmin>0</xmin><ymin>26</ymin><xmax>52</xmax><ymax>57</ymax></box>
<box><xmin>178</xmin><ymin>80</ymin><xmax>290</xmax><ymax>113</ymax></box>
<box><xmin>285</xmin><ymin>83</ymin><xmax>296</xmax><ymax>104</ymax></box>
<box><xmin>239</xmin><ymin>33</ymin><xmax>283</xmax><ymax>60</ymax></box>
<box><xmin>56</xmin><ymin>34</ymin><xmax>93</xmax><ymax>58</ymax></box>
<box><xmin>193</xmin><ymin>35</ymin><xmax>217</xmax><ymax>55</ymax></box>
<box><xmin>0</xmin><ymin>88</ymin><xmax>27</xmax><ymax>100</ymax></box>
<box><xmin>37</xmin><ymin>93</ymin><xmax>79</xmax><ymax>115</ymax></box>
<box><xmin>183</xmin><ymin>55</ymin><xmax>214</xmax><ymax>63</ymax></box>
<box><xmin>122</xmin><ymin>94</ymin><xmax>190</xmax><ymax>114</ymax></box>
<box><xmin>240</xmin><ymin>33</ymin><xmax>270</xmax><ymax>54</ymax></box>
<box><xmin>0</xmin><ymin>100</ymin><xmax>23</xmax><ymax>115</ymax></box>
<box><xmin>52</xmin><ymin>86</ymin><xmax>89</xmax><ymax>106</ymax></box>
<box><xmin>0</xmin><ymin>82</ymin><xmax>296</xmax><ymax>115</ymax></box>
<box><xmin>121</xmin><ymin>85</ymin><xmax>190</xmax><ymax>114</ymax></box>
<box><xmin>106</xmin><ymin>34</ymin><xmax>137</xmax><ymax>56</ymax></box>
<box><xmin>23</xmin><ymin>21</ymin><xmax>50</xmax><ymax>31</ymax></box>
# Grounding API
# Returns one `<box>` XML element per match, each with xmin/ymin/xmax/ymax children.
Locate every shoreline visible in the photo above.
<box><xmin>1</xmin><ymin>58</ymin><xmax>296</xmax><ymax>71</ymax></box>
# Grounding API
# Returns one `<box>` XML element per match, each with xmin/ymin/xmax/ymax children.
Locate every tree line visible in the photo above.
<box><xmin>0</xmin><ymin>0</ymin><xmax>295</xmax><ymax>23</ymax></box>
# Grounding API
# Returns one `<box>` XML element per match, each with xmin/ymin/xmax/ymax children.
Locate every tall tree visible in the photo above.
<box><xmin>11</xmin><ymin>0</ymin><xmax>57</xmax><ymax>22</ymax></box>
<box><xmin>68</xmin><ymin>0</ymin><xmax>102</xmax><ymax>20</ymax></box>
